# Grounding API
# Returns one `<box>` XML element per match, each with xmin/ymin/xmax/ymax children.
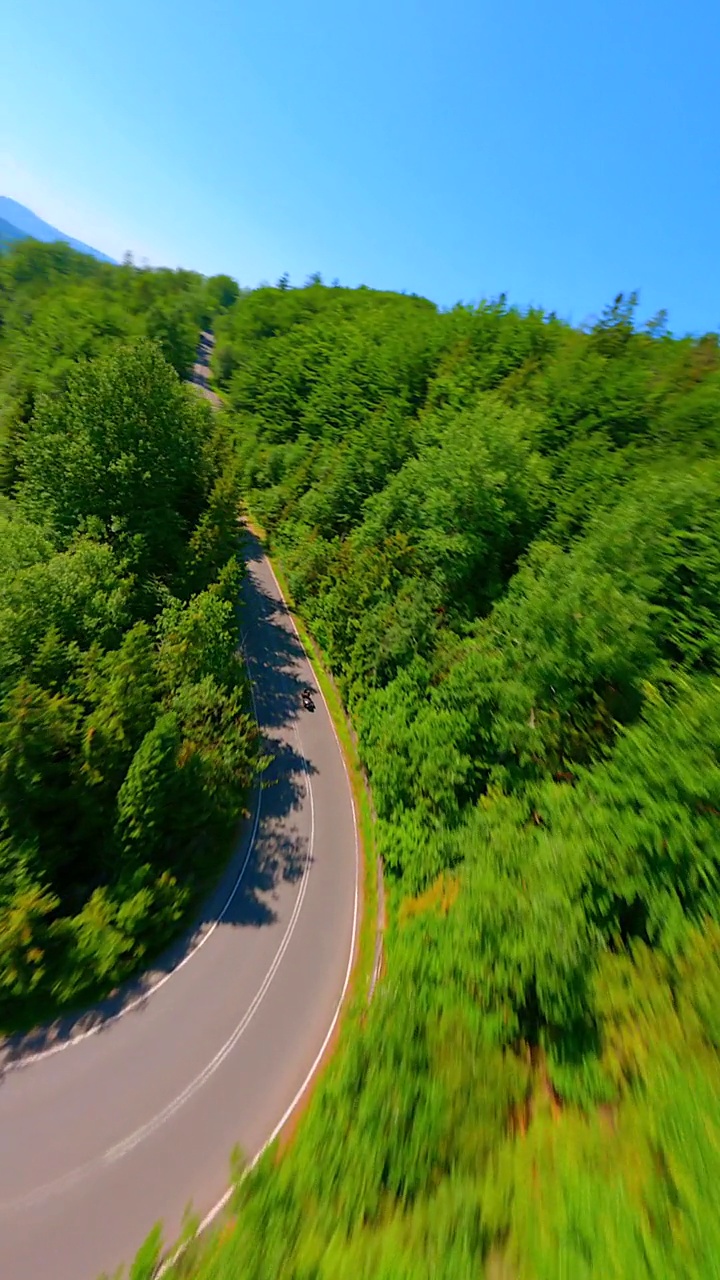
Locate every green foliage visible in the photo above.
<box><xmin>0</xmin><ymin>262</ymin><xmax>259</xmax><ymax>1027</ymax></box>
<box><xmin>19</xmin><ymin>340</ymin><xmax>210</xmax><ymax>583</ymax></box>
<box><xmin>0</xmin><ymin>239</ymin><xmax>236</xmax><ymax>494</ymax></box>
<box><xmin>155</xmin><ymin>279</ymin><xmax>720</xmax><ymax>1280</ymax></box>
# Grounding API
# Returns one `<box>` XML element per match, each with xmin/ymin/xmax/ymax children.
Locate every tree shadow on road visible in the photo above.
<box><xmin>239</xmin><ymin>537</ymin><xmax>314</xmax><ymax>734</ymax></box>
<box><xmin>0</xmin><ymin>540</ymin><xmax>321</xmax><ymax>1074</ymax></box>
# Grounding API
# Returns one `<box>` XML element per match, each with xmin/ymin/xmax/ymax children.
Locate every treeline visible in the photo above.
<box><xmin>0</xmin><ymin>237</ymin><xmax>239</xmax><ymax>490</ymax></box>
<box><xmin>161</xmin><ymin>281</ymin><xmax>720</xmax><ymax>1277</ymax></box>
<box><xmin>0</xmin><ymin>242</ymin><xmax>256</xmax><ymax>1028</ymax></box>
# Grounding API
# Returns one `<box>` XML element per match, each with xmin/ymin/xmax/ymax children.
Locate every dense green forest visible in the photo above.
<box><xmin>157</xmin><ymin>279</ymin><xmax>720</xmax><ymax>1278</ymax></box>
<box><xmin>0</xmin><ymin>241</ymin><xmax>256</xmax><ymax>1027</ymax></box>
<box><xmin>3</xmin><ymin>239</ymin><xmax>720</xmax><ymax>1276</ymax></box>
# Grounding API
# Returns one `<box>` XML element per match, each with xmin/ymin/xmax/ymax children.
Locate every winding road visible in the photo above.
<box><xmin>0</xmin><ymin>535</ymin><xmax>360</xmax><ymax>1280</ymax></box>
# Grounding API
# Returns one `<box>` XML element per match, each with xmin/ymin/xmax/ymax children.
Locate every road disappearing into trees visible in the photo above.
<box><xmin>0</xmin><ymin>534</ymin><xmax>359</xmax><ymax>1280</ymax></box>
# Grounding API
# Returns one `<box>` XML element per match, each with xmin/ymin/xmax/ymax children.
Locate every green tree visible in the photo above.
<box><xmin>19</xmin><ymin>340</ymin><xmax>209</xmax><ymax>583</ymax></box>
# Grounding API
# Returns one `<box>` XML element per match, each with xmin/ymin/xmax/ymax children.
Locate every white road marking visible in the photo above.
<box><xmin>3</xmin><ymin>732</ymin><xmax>262</xmax><ymax>1075</ymax></box>
<box><xmin>0</xmin><ymin>546</ymin><xmax>362</xmax><ymax>1278</ymax></box>
<box><xmin>0</xmin><ymin>710</ymin><xmax>314</xmax><ymax>1212</ymax></box>
<box><xmin>1</xmin><ymin>556</ymin><xmax>278</xmax><ymax>1075</ymax></box>
<box><xmin>158</xmin><ymin>555</ymin><xmax>362</xmax><ymax>1275</ymax></box>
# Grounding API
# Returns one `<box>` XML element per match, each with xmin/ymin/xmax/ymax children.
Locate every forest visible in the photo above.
<box><xmin>0</xmin><ymin>241</ymin><xmax>256</xmax><ymax>1027</ymax></box>
<box><xmin>3</xmin><ymin>238</ymin><xmax>720</xmax><ymax>1277</ymax></box>
<box><xmin>157</xmin><ymin>277</ymin><xmax>720</xmax><ymax>1278</ymax></box>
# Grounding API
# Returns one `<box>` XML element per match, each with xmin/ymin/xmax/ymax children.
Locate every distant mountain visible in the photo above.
<box><xmin>0</xmin><ymin>215</ymin><xmax>28</xmax><ymax>251</ymax></box>
<box><xmin>0</xmin><ymin>197</ymin><xmax>116</xmax><ymax>264</ymax></box>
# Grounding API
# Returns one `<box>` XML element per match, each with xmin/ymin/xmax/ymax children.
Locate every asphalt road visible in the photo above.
<box><xmin>189</xmin><ymin>330</ymin><xmax>223</xmax><ymax>407</ymax></box>
<box><xmin>0</xmin><ymin>535</ymin><xmax>359</xmax><ymax>1280</ymax></box>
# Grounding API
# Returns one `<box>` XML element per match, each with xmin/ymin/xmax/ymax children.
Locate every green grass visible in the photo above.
<box><xmin>152</xmin><ymin>516</ymin><xmax>381</xmax><ymax>1277</ymax></box>
<box><xmin>243</xmin><ymin>510</ymin><xmax>379</xmax><ymax>1005</ymax></box>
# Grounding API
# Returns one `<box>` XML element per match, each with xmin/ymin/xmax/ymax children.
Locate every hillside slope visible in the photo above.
<box><xmin>149</xmin><ymin>281</ymin><xmax>720</xmax><ymax>1280</ymax></box>
<box><xmin>0</xmin><ymin>239</ymin><xmax>253</xmax><ymax>1030</ymax></box>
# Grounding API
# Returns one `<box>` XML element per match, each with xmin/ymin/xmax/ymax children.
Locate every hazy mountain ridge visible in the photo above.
<box><xmin>0</xmin><ymin>216</ymin><xmax>28</xmax><ymax>249</ymax></box>
<box><xmin>0</xmin><ymin>197</ymin><xmax>115</xmax><ymax>263</ymax></box>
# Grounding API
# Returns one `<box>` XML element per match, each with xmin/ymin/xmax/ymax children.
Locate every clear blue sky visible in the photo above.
<box><xmin>2</xmin><ymin>0</ymin><xmax>718</xmax><ymax>334</ymax></box>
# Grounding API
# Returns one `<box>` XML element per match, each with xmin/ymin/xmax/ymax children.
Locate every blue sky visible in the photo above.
<box><xmin>2</xmin><ymin>0</ymin><xmax>718</xmax><ymax>334</ymax></box>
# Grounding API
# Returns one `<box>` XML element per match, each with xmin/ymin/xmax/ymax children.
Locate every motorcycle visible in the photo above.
<box><xmin>301</xmin><ymin>687</ymin><xmax>315</xmax><ymax>712</ymax></box>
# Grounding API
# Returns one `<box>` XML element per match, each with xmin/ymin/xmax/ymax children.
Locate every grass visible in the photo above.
<box><xmin>152</xmin><ymin>512</ymin><xmax>381</xmax><ymax>1277</ymax></box>
<box><xmin>242</xmin><ymin>508</ymin><xmax>380</xmax><ymax>1008</ymax></box>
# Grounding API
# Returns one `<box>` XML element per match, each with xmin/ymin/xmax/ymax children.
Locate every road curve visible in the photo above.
<box><xmin>0</xmin><ymin>534</ymin><xmax>359</xmax><ymax>1280</ymax></box>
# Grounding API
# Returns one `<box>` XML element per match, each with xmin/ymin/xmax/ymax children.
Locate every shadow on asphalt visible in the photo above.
<box><xmin>0</xmin><ymin>534</ymin><xmax>318</xmax><ymax>1072</ymax></box>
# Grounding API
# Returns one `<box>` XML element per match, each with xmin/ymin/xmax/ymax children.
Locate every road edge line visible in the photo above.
<box><xmin>155</xmin><ymin>524</ymin><xmax>378</xmax><ymax>1277</ymax></box>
